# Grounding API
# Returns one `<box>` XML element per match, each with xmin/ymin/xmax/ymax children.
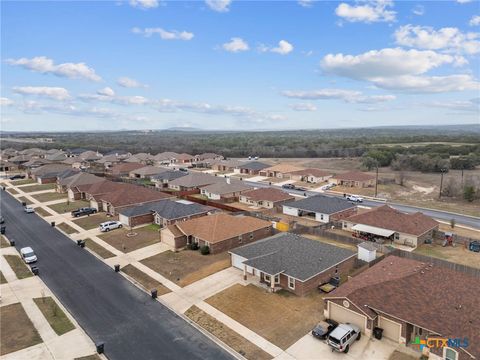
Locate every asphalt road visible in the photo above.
<box><xmin>0</xmin><ymin>191</ymin><xmax>234</xmax><ymax>360</ymax></box>
<box><xmin>243</xmin><ymin>180</ymin><xmax>480</xmax><ymax>229</ymax></box>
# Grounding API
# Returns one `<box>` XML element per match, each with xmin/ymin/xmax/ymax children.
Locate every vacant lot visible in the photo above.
<box><xmin>6</xmin><ymin>187</ymin><xmax>19</xmax><ymax>195</ymax></box>
<box><xmin>0</xmin><ymin>303</ymin><xmax>43</xmax><ymax>355</ymax></box>
<box><xmin>20</xmin><ymin>183</ymin><xmax>55</xmax><ymax>193</ymax></box>
<box><xmin>32</xmin><ymin>192</ymin><xmax>67</xmax><ymax>203</ymax></box>
<box><xmin>33</xmin><ymin>297</ymin><xmax>75</xmax><ymax>335</ymax></box>
<box><xmin>185</xmin><ymin>305</ymin><xmax>272</xmax><ymax>360</ymax></box>
<box><xmin>84</xmin><ymin>238</ymin><xmax>116</xmax><ymax>259</ymax></box>
<box><xmin>1</xmin><ymin>235</ymin><xmax>11</xmax><ymax>248</ymax></box>
<box><xmin>48</xmin><ymin>200</ymin><xmax>90</xmax><ymax>214</ymax></box>
<box><xmin>11</xmin><ymin>179</ymin><xmax>36</xmax><ymax>186</ymax></box>
<box><xmin>99</xmin><ymin>225</ymin><xmax>159</xmax><ymax>253</ymax></box>
<box><xmin>414</xmin><ymin>243</ymin><xmax>480</xmax><ymax>269</ymax></box>
<box><xmin>73</xmin><ymin>213</ymin><xmax>118</xmax><ymax>230</ymax></box>
<box><xmin>35</xmin><ymin>207</ymin><xmax>53</xmax><ymax>217</ymax></box>
<box><xmin>122</xmin><ymin>264</ymin><xmax>171</xmax><ymax>295</ymax></box>
<box><xmin>3</xmin><ymin>255</ymin><xmax>33</xmax><ymax>279</ymax></box>
<box><xmin>141</xmin><ymin>250</ymin><xmax>230</xmax><ymax>287</ymax></box>
<box><xmin>17</xmin><ymin>196</ymin><xmax>33</xmax><ymax>205</ymax></box>
<box><xmin>57</xmin><ymin>222</ymin><xmax>78</xmax><ymax>235</ymax></box>
<box><xmin>206</xmin><ymin>284</ymin><xmax>324</xmax><ymax>350</ymax></box>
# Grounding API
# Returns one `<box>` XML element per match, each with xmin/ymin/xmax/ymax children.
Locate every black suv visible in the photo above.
<box><xmin>71</xmin><ymin>207</ymin><xmax>97</xmax><ymax>217</ymax></box>
<box><xmin>9</xmin><ymin>174</ymin><xmax>26</xmax><ymax>180</ymax></box>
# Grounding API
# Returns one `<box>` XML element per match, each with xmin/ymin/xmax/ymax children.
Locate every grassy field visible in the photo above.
<box><xmin>185</xmin><ymin>305</ymin><xmax>272</xmax><ymax>360</ymax></box>
<box><xmin>0</xmin><ymin>303</ymin><xmax>43</xmax><ymax>355</ymax></box>
<box><xmin>19</xmin><ymin>183</ymin><xmax>55</xmax><ymax>193</ymax></box>
<box><xmin>31</xmin><ymin>192</ymin><xmax>67</xmax><ymax>203</ymax></box>
<box><xmin>414</xmin><ymin>243</ymin><xmax>480</xmax><ymax>269</ymax></box>
<box><xmin>11</xmin><ymin>179</ymin><xmax>36</xmax><ymax>186</ymax></box>
<box><xmin>3</xmin><ymin>255</ymin><xmax>33</xmax><ymax>279</ymax></box>
<box><xmin>84</xmin><ymin>238</ymin><xmax>116</xmax><ymax>259</ymax></box>
<box><xmin>439</xmin><ymin>223</ymin><xmax>480</xmax><ymax>240</ymax></box>
<box><xmin>33</xmin><ymin>297</ymin><xmax>75</xmax><ymax>335</ymax></box>
<box><xmin>48</xmin><ymin>200</ymin><xmax>90</xmax><ymax>214</ymax></box>
<box><xmin>57</xmin><ymin>222</ymin><xmax>78</xmax><ymax>235</ymax></box>
<box><xmin>122</xmin><ymin>264</ymin><xmax>171</xmax><ymax>295</ymax></box>
<box><xmin>99</xmin><ymin>225</ymin><xmax>159</xmax><ymax>253</ymax></box>
<box><xmin>140</xmin><ymin>250</ymin><xmax>230</xmax><ymax>287</ymax></box>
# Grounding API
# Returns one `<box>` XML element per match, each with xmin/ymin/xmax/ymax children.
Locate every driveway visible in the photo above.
<box><xmin>0</xmin><ymin>191</ymin><xmax>234</xmax><ymax>360</ymax></box>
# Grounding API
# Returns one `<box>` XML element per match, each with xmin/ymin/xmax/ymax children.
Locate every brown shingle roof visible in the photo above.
<box><xmin>241</xmin><ymin>188</ymin><xmax>295</xmax><ymax>203</ymax></box>
<box><xmin>175</xmin><ymin>213</ymin><xmax>271</xmax><ymax>243</ymax></box>
<box><xmin>261</xmin><ymin>164</ymin><xmax>304</xmax><ymax>173</ymax></box>
<box><xmin>345</xmin><ymin>205</ymin><xmax>438</xmax><ymax>236</ymax></box>
<box><xmin>97</xmin><ymin>184</ymin><xmax>172</xmax><ymax>207</ymax></box>
<box><xmin>109</xmin><ymin>162</ymin><xmax>144</xmax><ymax>175</ymax></box>
<box><xmin>288</xmin><ymin>168</ymin><xmax>332</xmax><ymax>177</ymax></box>
<box><xmin>333</xmin><ymin>171</ymin><xmax>375</xmax><ymax>182</ymax></box>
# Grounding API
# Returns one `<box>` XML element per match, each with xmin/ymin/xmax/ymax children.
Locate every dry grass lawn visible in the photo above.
<box><xmin>6</xmin><ymin>187</ymin><xmax>19</xmax><ymax>195</ymax></box>
<box><xmin>31</xmin><ymin>192</ymin><xmax>67</xmax><ymax>203</ymax></box>
<box><xmin>0</xmin><ymin>270</ymin><xmax>7</xmax><ymax>284</ymax></box>
<box><xmin>140</xmin><ymin>250</ymin><xmax>230</xmax><ymax>287</ymax></box>
<box><xmin>11</xmin><ymin>179</ymin><xmax>36</xmax><ymax>186</ymax></box>
<box><xmin>57</xmin><ymin>222</ymin><xmax>78</xmax><ymax>234</ymax></box>
<box><xmin>1</xmin><ymin>235</ymin><xmax>11</xmax><ymax>248</ymax></box>
<box><xmin>75</xmin><ymin>355</ymin><xmax>102</xmax><ymax>360</ymax></box>
<box><xmin>35</xmin><ymin>207</ymin><xmax>53</xmax><ymax>217</ymax></box>
<box><xmin>17</xmin><ymin>196</ymin><xmax>33</xmax><ymax>205</ymax></box>
<box><xmin>73</xmin><ymin>213</ymin><xmax>118</xmax><ymax>230</ymax></box>
<box><xmin>206</xmin><ymin>284</ymin><xmax>324</xmax><ymax>349</ymax></box>
<box><xmin>302</xmin><ymin>234</ymin><xmax>358</xmax><ymax>252</ymax></box>
<box><xmin>414</xmin><ymin>243</ymin><xmax>480</xmax><ymax>269</ymax></box>
<box><xmin>33</xmin><ymin>297</ymin><xmax>75</xmax><ymax>335</ymax></box>
<box><xmin>48</xmin><ymin>200</ymin><xmax>90</xmax><ymax>214</ymax></box>
<box><xmin>84</xmin><ymin>238</ymin><xmax>116</xmax><ymax>259</ymax></box>
<box><xmin>20</xmin><ymin>183</ymin><xmax>55</xmax><ymax>193</ymax></box>
<box><xmin>99</xmin><ymin>225</ymin><xmax>159</xmax><ymax>253</ymax></box>
<box><xmin>185</xmin><ymin>305</ymin><xmax>272</xmax><ymax>360</ymax></box>
<box><xmin>3</xmin><ymin>255</ymin><xmax>33</xmax><ymax>279</ymax></box>
<box><xmin>0</xmin><ymin>303</ymin><xmax>43</xmax><ymax>355</ymax></box>
<box><xmin>121</xmin><ymin>264</ymin><xmax>171</xmax><ymax>294</ymax></box>
<box><xmin>439</xmin><ymin>223</ymin><xmax>480</xmax><ymax>240</ymax></box>
<box><xmin>388</xmin><ymin>350</ymin><xmax>419</xmax><ymax>360</ymax></box>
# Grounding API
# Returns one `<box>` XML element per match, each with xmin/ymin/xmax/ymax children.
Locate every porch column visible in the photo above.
<box><xmin>270</xmin><ymin>276</ymin><xmax>275</xmax><ymax>292</ymax></box>
<box><xmin>243</xmin><ymin>265</ymin><xmax>247</xmax><ymax>280</ymax></box>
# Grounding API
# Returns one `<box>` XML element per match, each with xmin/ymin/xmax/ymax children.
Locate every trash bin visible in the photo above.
<box><xmin>31</xmin><ymin>266</ymin><xmax>39</xmax><ymax>275</ymax></box>
<box><xmin>96</xmin><ymin>342</ymin><xmax>104</xmax><ymax>354</ymax></box>
<box><xmin>0</xmin><ymin>226</ymin><xmax>5</xmax><ymax>234</ymax></box>
<box><xmin>373</xmin><ymin>327</ymin><xmax>383</xmax><ymax>340</ymax></box>
<box><xmin>114</xmin><ymin>264</ymin><xmax>120</xmax><ymax>272</ymax></box>
<box><xmin>151</xmin><ymin>289</ymin><xmax>158</xmax><ymax>299</ymax></box>
<box><xmin>51</xmin><ymin>221</ymin><xmax>55</xmax><ymax>227</ymax></box>
<box><xmin>10</xmin><ymin>240</ymin><xmax>15</xmax><ymax>246</ymax></box>
<box><xmin>22</xmin><ymin>201</ymin><xmax>26</xmax><ymax>207</ymax></box>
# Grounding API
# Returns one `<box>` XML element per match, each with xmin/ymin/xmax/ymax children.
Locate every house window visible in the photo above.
<box><xmin>444</xmin><ymin>348</ymin><xmax>458</xmax><ymax>360</ymax></box>
<box><xmin>343</xmin><ymin>222</ymin><xmax>347</xmax><ymax>228</ymax></box>
<box><xmin>249</xmin><ymin>232</ymin><xmax>254</xmax><ymax>240</ymax></box>
<box><xmin>264</xmin><ymin>274</ymin><xmax>271</xmax><ymax>282</ymax></box>
<box><xmin>288</xmin><ymin>276</ymin><xmax>295</xmax><ymax>290</ymax></box>
<box><xmin>394</xmin><ymin>233</ymin><xmax>400</xmax><ymax>240</ymax></box>
<box><xmin>238</xmin><ymin>234</ymin><xmax>243</xmax><ymax>243</ymax></box>
<box><xmin>274</xmin><ymin>274</ymin><xmax>280</xmax><ymax>284</ymax></box>
<box><xmin>320</xmin><ymin>214</ymin><xmax>324</xmax><ymax>220</ymax></box>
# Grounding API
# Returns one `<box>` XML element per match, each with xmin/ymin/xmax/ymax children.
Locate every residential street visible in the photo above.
<box><xmin>0</xmin><ymin>191</ymin><xmax>234</xmax><ymax>360</ymax></box>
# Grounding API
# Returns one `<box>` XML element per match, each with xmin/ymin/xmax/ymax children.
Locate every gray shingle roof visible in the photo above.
<box><xmin>201</xmin><ymin>180</ymin><xmax>252</xmax><ymax>195</ymax></box>
<box><xmin>119</xmin><ymin>199</ymin><xmax>212</xmax><ymax>219</ymax></box>
<box><xmin>231</xmin><ymin>233</ymin><xmax>355</xmax><ymax>281</ymax></box>
<box><xmin>238</xmin><ymin>161</ymin><xmax>271</xmax><ymax>171</ymax></box>
<box><xmin>151</xmin><ymin>170</ymin><xmax>188</xmax><ymax>182</ymax></box>
<box><xmin>283</xmin><ymin>195</ymin><xmax>355</xmax><ymax>214</ymax></box>
<box><xmin>168</xmin><ymin>172</ymin><xmax>223</xmax><ymax>188</ymax></box>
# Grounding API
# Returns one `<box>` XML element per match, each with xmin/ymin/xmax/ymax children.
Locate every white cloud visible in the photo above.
<box><xmin>423</xmin><ymin>98</ymin><xmax>479</xmax><ymax>112</ymax></box>
<box><xmin>394</xmin><ymin>25</ymin><xmax>480</xmax><ymax>54</ymax></box>
<box><xmin>335</xmin><ymin>0</ymin><xmax>396</xmax><ymax>23</ymax></box>
<box><xmin>470</xmin><ymin>15</ymin><xmax>480</xmax><ymax>26</ymax></box>
<box><xmin>259</xmin><ymin>40</ymin><xmax>294</xmax><ymax>55</ymax></box>
<box><xmin>205</xmin><ymin>0</ymin><xmax>231</xmax><ymax>12</ymax></box>
<box><xmin>129</xmin><ymin>0</ymin><xmax>159</xmax><ymax>9</ymax></box>
<box><xmin>79</xmin><ymin>91</ymin><xmax>149</xmax><ymax>105</ymax></box>
<box><xmin>456</xmin><ymin>0</ymin><xmax>472</xmax><ymax>3</ymax></box>
<box><xmin>0</xmin><ymin>97</ymin><xmax>14</xmax><ymax>107</ymax></box>
<box><xmin>13</xmin><ymin>86</ymin><xmax>71</xmax><ymax>101</ymax></box>
<box><xmin>132</xmin><ymin>27</ymin><xmax>194</xmax><ymax>40</ymax></box>
<box><xmin>371</xmin><ymin>74</ymin><xmax>480</xmax><ymax>93</ymax></box>
<box><xmin>97</xmin><ymin>87</ymin><xmax>115</xmax><ymax>97</ymax></box>
<box><xmin>289</xmin><ymin>103</ymin><xmax>317</xmax><ymax>111</ymax></box>
<box><xmin>298</xmin><ymin>0</ymin><xmax>314</xmax><ymax>8</ymax></box>
<box><xmin>282</xmin><ymin>88</ymin><xmax>396</xmax><ymax>103</ymax></box>
<box><xmin>222</xmin><ymin>38</ymin><xmax>249</xmax><ymax>53</ymax></box>
<box><xmin>412</xmin><ymin>4</ymin><xmax>424</xmax><ymax>16</ymax></box>
<box><xmin>6</xmin><ymin>56</ymin><xmax>101</xmax><ymax>81</ymax></box>
<box><xmin>117</xmin><ymin>77</ymin><xmax>148</xmax><ymax>88</ymax></box>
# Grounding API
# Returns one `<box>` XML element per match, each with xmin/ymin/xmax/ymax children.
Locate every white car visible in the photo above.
<box><xmin>346</xmin><ymin>195</ymin><xmax>363</xmax><ymax>203</ymax></box>
<box><xmin>20</xmin><ymin>247</ymin><xmax>37</xmax><ymax>264</ymax></box>
<box><xmin>99</xmin><ymin>221</ymin><xmax>123</xmax><ymax>232</ymax></box>
<box><xmin>24</xmin><ymin>206</ymin><xmax>35</xmax><ymax>213</ymax></box>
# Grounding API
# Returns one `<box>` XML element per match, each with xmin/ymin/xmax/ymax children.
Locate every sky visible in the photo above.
<box><xmin>1</xmin><ymin>0</ymin><xmax>479</xmax><ymax>131</ymax></box>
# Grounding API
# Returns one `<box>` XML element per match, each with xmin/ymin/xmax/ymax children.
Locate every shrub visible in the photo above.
<box><xmin>187</xmin><ymin>243</ymin><xmax>199</xmax><ymax>250</ymax></box>
<box><xmin>200</xmin><ymin>245</ymin><xmax>210</xmax><ymax>255</ymax></box>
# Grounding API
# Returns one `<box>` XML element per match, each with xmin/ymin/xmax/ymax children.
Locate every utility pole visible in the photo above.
<box><xmin>439</xmin><ymin>168</ymin><xmax>446</xmax><ymax>199</ymax></box>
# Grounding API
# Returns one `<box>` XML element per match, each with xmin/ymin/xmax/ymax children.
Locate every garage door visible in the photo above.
<box><xmin>231</xmin><ymin>254</ymin><xmax>255</xmax><ymax>275</ymax></box>
<box><xmin>329</xmin><ymin>302</ymin><xmax>366</xmax><ymax>333</ymax></box>
<box><xmin>119</xmin><ymin>214</ymin><xmax>130</xmax><ymax>227</ymax></box>
<box><xmin>378</xmin><ymin>316</ymin><xmax>401</xmax><ymax>342</ymax></box>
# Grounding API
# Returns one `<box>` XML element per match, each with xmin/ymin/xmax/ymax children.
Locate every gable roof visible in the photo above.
<box><xmin>201</xmin><ymin>180</ymin><xmax>252</xmax><ymax>195</ymax></box>
<box><xmin>284</xmin><ymin>195</ymin><xmax>355</xmax><ymax>214</ymax></box>
<box><xmin>212</xmin><ymin>159</ymin><xmax>245</xmax><ymax>168</ymax></box>
<box><xmin>346</xmin><ymin>205</ymin><xmax>438</xmax><ymax>236</ymax></box>
<box><xmin>176</xmin><ymin>153</ymin><xmax>194</xmax><ymax>161</ymax></box>
<box><xmin>151</xmin><ymin>170</ymin><xmax>188</xmax><ymax>182</ymax></box>
<box><xmin>232</xmin><ymin>233</ymin><xmax>355</xmax><ymax>281</ymax></box>
<box><xmin>333</xmin><ymin>171</ymin><xmax>375</xmax><ymax>182</ymax></box>
<box><xmin>45</xmin><ymin>151</ymin><xmax>67</xmax><ymax>161</ymax></box>
<box><xmin>75</xmin><ymin>180</ymin><xmax>125</xmax><ymax>196</ymax></box>
<box><xmin>168</xmin><ymin>172</ymin><xmax>223</xmax><ymax>188</ymax></box>
<box><xmin>119</xmin><ymin>199</ymin><xmax>212</xmax><ymax>219</ymax></box>
<box><xmin>288</xmin><ymin>168</ymin><xmax>332</xmax><ymax>177</ymax></box>
<box><xmin>109</xmin><ymin>162</ymin><xmax>144</xmax><ymax>175</ymax></box>
<box><xmin>97</xmin><ymin>184</ymin><xmax>172</xmax><ymax>207</ymax></box>
<box><xmin>238</xmin><ymin>161</ymin><xmax>271</xmax><ymax>171</ymax></box>
<box><xmin>241</xmin><ymin>188</ymin><xmax>295</xmax><ymax>203</ymax></box>
<box><xmin>58</xmin><ymin>172</ymin><xmax>104</xmax><ymax>188</ymax></box>
<box><xmin>153</xmin><ymin>152</ymin><xmax>179</xmax><ymax>161</ymax></box>
<box><xmin>130</xmin><ymin>166</ymin><xmax>168</xmax><ymax>177</ymax></box>
<box><xmin>31</xmin><ymin>164</ymin><xmax>72</xmax><ymax>177</ymax></box>
<box><xmin>261</xmin><ymin>164</ymin><xmax>304</xmax><ymax>174</ymax></box>
<box><xmin>175</xmin><ymin>213</ymin><xmax>271</xmax><ymax>243</ymax></box>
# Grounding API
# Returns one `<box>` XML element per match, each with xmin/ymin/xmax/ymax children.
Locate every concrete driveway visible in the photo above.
<box><xmin>283</xmin><ymin>332</ymin><xmax>403</xmax><ymax>360</ymax></box>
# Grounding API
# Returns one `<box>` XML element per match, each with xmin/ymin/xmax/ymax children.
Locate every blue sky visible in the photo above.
<box><xmin>1</xmin><ymin>0</ymin><xmax>479</xmax><ymax>131</ymax></box>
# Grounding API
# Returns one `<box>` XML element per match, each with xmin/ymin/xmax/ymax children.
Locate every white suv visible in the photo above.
<box><xmin>20</xmin><ymin>247</ymin><xmax>37</xmax><ymax>264</ymax></box>
<box><xmin>99</xmin><ymin>221</ymin><xmax>123</xmax><ymax>232</ymax></box>
<box><xmin>346</xmin><ymin>195</ymin><xmax>363</xmax><ymax>203</ymax></box>
<box><xmin>327</xmin><ymin>323</ymin><xmax>361</xmax><ymax>353</ymax></box>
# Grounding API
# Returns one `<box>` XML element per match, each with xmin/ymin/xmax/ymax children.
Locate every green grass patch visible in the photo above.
<box><xmin>33</xmin><ymin>297</ymin><xmax>75</xmax><ymax>336</ymax></box>
<box><xmin>35</xmin><ymin>207</ymin><xmax>53</xmax><ymax>217</ymax></box>
<box><xmin>20</xmin><ymin>183</ymin><xmax>56</xmax><ymax>193</ymax></box>
<box><xmin>3</xmin><ymin>255</ymin><xmax>33</xmax><ymax>279</ymax></box>
<box><xmin>85</xmin><ymin>238</ymin><xmax>116</xmax><ymax>259</ymax></box>
<box><xmin>17</xmin><ymin>196</ymin><xmax>33</xmax><ymax>205</ymax></box>
<box><xmin>144</xmin><ymin>223</ymin><xmax>161</xmax><ymax>231</ymax></box>
<box><xmin>0</xmin><ymin>270</ymin><xmax>7</xmax><ymax>284</ymax></box>
<box><xmin>1</xmin><ymin>235</ymin><xmax>11</xmax><ymax>248</ymax></box>
<box><xmin>48</xmin><ymin>200</ymin><xmax>90</xmax><ymax>214</ymax></box>
<box><xmin>6</xmin><ymin>188</ymin><xmax>19</xmax><ymax>195</ymax></box>
<box><xmin>11</xmin><ymin>179</ymin><xmax>36</xmax><ymax>186</ymax></box>
<box><xmin>56</xmin><ymin>222</ymin><xmax>78</xmax><ymax>235</ymax></box>
<box><xmin>32</xmin><ymin>192</ymin><xmax>67</xmax><ymax>203</ymax></box>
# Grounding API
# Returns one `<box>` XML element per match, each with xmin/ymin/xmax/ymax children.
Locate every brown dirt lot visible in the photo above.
<box><xmin>185</xmin><ymin>305</ymin><xmax>272</xmax><ymax>360</ymax></box>
<box><xmin>73</xmin><ymin>213</ymin><xmax>118</xmax><ymax>230</ymax></box>
<box><xmin>19</xmin><ymin>183</ymin><xmax>56</xmax><ymax>193</ymax></box>
<box><xmin>48</xmin><ymin>200</ymin><xmax>90</xmax><ymax>214</ymax></box>
<box><xmin>414</xmin><ymin>243</ymin><xmax>480</xmax><ymax>269</ymax></box>
<box><xmin>31</xmin><ymin>192</ymin><xmax>67</xmax><ymax>203</ymax></box>
<box><xmin>84</xmin><ymin>238</ymin><xmax>116</xmax><ymax>259</ymax></box>
<box><xmin>140</xmin><ymin>250</ymin><xmax>230</xmax><ymax>287</ymax></box>
<box><xmin>99</xmin><ymin>225</ymin><xmax>159</xmax><ymax>253</ymax></box>
<box><xmin>121</xmin><ymin>264</ymin><xmax>171</xmax><ymax>295</ymax></box>
<box><xmin>206</xmin><ymin>284</ymin><xmax>324</xmax><ymax>350</ymax></box>
<box><xmin>0</xmin><ymin>303</ymin><xmax>43</xmax><ymax>355</ymax></box>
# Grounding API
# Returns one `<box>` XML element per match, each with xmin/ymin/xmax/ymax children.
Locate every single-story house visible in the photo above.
<box><xmin>0</xmin><ymin>160</ymin><xmax>18</xmax><ymax>172</ymax></box>
<box><xmin>21</xmin><ymin>158</ymin><xmax>52</xmax><ymax>171</ymax></box>
<box><xmin>211</xmin><ymin>159</ymin><xmax>245</xmax><ymax>173</ymax></box>
<box><xmin>239</xmin><ymin>188</ymin><xmax>295</xmax><ymax>209</ymax></box>
<box><xmin>78</xmin><ymin>150</ymin><xmax>103</xmax><ymax>162</ymax></box>
<box><xmin>153</xmin><ymin>152</ymin><xmax>179</xmax><ymax>165</ymax></box>
<box><xmin>19</xmin><ymin>148</ymin><xmax>46</xmax><ymax>157</ymax></box>
<box><xmin>329</xmin><ymin>171</ymin><xmax>376</xmax><ymax>188</ymax></box>
<box><xmin>200</xmin><ymin>179</ymin><xmax>252</xmax><ymax>201</ymax></box>
<box><xmin>283</xmin><ymin>195</ymin><xmax>356</xmax><ymax>223</ymax></box>
<box><xmin>168</xmin><ymin>172</ymin><xmax>222</xmax><ymax>191</ymax></box>
<box><xmin>288</xmin><ymin>168</ymin><xmax>333</xmax><ymax>184</ymax></box>
<box><xmin>45</xmin><ymin>151</ymin><xmax>67</xmax><ymax>162</ymax></box>
<box><xmin>161</xmin><ymin>213</ymin><xmax>273</xmax><ymax>253</ymax></box>
<box><xmin>259</xmin><ymin>164</ymin><xmax>304</xmax><ymax>178</ymax></box>
<box><xmin>125</xmin><ymin>153</ymin><xmax>154</xmax><ymax>164</ymax></box>
<box><xmin>9</xmin><ymin>154</ymin><xmax>35</xmax><ymax>165</ymax></box>
<box><xmin>94</xmin><ymin>154</ymin><xmax>123</xmax><ymax>170</ymax></box>
<box><xmin>107</xmin><ymin>162</ymin><xmax>144</xmax><ymax>177</ymax></box>
<box><xmin>57</xmin><ymin>172</ymin><xmax>105</xmax><ymax>198</ymax></box>
<box><xmin>175</xmin><ymin>153</ymin><xmax>194</xmax><ymax>164</ymax></box>
<box><xmin>231</xmin><ymin>233</ymin><xmax>356</xmax><ymax>296</ymax></box>
<box><xmin>151</xmin><ymin>170</ymin><xmax>188</xmax><ymax>188</ymax></box>
<box><xmin>118</xmin><ymin>199</ymin><xmax>214</xmax><ymax>228</ymax></box>
<box><xmin>237</xmin><ymin>161</ymin><xmax>271</xmax><ymax>175</ymax></box>
<box><xmin>61</xmin><ymin>156</ymin><xmax>85</xmax><ymax>169</ymax></box>
<box><xmin>324</xmin><ymin>255</ymin><xmax>479</xmax><ymax>360</ymax></box>
<box><xmin>342</xmin><ymin>205</ymin><xmax>439</xmax><ymax>248</ymax></box>
<box><xmin>74</xmin><ymin>180</ymin><xmax>125</xmax><ymax>204</ymax></box>
<box><xmin>194</xmin><ymin>153</ymin><xmax>224</xmax><ymax>162</ymax></box>
<box><xmin>30</xmin><ymin>164</ymin><xmax>74</xmax><ymax>184</ymax></box>
<box><xmin>129</xmin><ymin>166</ymin><xmax>167</xmax><ymax>179</ymax></box>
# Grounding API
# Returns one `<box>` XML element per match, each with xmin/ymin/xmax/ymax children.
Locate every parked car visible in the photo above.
<box><xmin>24</xmin><ymin>206</ymin><xmax>35</xmax><ymax>213</ymax></box>
<box><xmin>321</xmin><ymin>183</ymin><xmax>335</xmax><ymax>190</ymax></box>
<box><xmin>346</xmin><ymin>195</ymin><xmax>363</xmax><ymax>203</ymax></box>
<box><xmin>71</xmin><ymin>207</ymin><xmax>97</xmax><ymax>217</ymax></box>
<box><xmin>295</xmin><ymin>186</ymin><xmax>307</xmax><ymax>192</ymax></box>
<box><xmin>20</xmin><ymin>247</ymin><xmax>37</xmax><ymax>264</ymax></box>
<box><xmin>312</xmin><ymin>319</ymin><xmax>338</xmax><ymax>340</ymax></box>
<box><xmin>9</xmin><ymin>174</ymin><xmax>25</xmax><ymax>180</ymax></box>
<box><xmin>282</xmin><ymin>184</ymin><xmax>296</xmax><ymax>190</ymax></box>
<box><xmin>179</xmin><ymin>167</ymin><xmax>189</xmax><ymax>173</ymax></box>
<box><xmin>99</xmin><ymin>221</ymin><xmax>123</xmax><ymax>232</ymax></box>
<box><xmin>327</xmin><ymin>323</ymin><xmax>361</xmax><ymax>353</ymax></box>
